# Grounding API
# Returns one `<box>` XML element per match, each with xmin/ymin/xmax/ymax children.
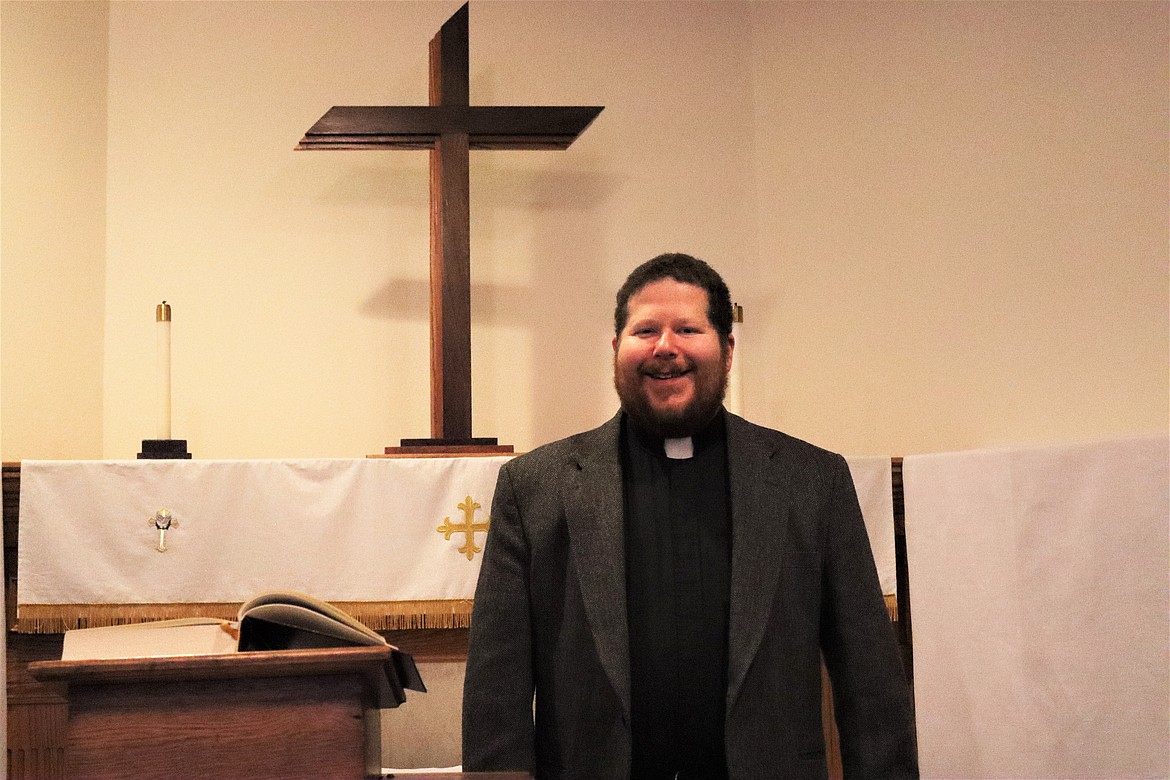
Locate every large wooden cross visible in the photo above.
<box><xmin>297</xmin><ymin>3</ymin><xmax>602</xmax><ymax>453</ymax></box>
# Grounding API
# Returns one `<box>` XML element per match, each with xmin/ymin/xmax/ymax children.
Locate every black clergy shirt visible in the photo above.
<box><xmin>622</xmin><ymin>411</ymin><xmax>732</xmax><ymax>780</ymax></box>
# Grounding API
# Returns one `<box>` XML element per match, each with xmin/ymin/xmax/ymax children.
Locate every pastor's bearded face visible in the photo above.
<box><xmin>612</xmin><ymin>279</ymin><xmax>733</xmax><ymax>438</ymax></box>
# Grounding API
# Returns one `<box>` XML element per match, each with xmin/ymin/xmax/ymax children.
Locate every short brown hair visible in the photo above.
<box><xmin>614</xmin><ymin>253</ymin><xmax>733</xmax><ymax>348</ymax></box>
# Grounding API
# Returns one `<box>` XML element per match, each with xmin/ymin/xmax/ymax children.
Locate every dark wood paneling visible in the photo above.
<box><xmin>6</xmin><ymin>464</ymin><xmax>68</xmax><ymax>779</ymax></box>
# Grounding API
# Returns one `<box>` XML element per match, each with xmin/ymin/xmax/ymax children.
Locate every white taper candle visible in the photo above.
<box><xmin>726</xmin><ymin>303</ymin><xmax>744</xmax><ymax>416</ymax></box>
<box><xmin>156</xmin><ymin>301</ymin><xmax>172</xmax><ymax>439</ymax></box>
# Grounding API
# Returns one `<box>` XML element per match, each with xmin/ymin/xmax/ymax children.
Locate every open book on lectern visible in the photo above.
<box><xmin>59</xmin><ymin>590</ymin><xmax>426</xmax><ymax>707</ymax></box>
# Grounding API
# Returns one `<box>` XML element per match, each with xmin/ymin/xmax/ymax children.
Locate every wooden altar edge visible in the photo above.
<box><xmin>16</xmin><ymin>599</ymin><xmax>473</xmax><ymax>634</ymax></box>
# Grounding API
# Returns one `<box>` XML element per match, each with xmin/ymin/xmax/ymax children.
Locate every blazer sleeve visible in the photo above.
<box><xmin>819</xmin><ymin>454</ymin><xmax>919</xmax><ymax>778</ymax></box>
<box><xmin>462</xmin><ymin>462</ymin><xmax>537</xmax><ymax>773</ymax></box>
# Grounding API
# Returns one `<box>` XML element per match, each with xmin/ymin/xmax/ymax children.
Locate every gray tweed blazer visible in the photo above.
<box><xmin>462</xmin><ymin>411</ymin><xmax>918</xmax><ymax>779</ymax></box>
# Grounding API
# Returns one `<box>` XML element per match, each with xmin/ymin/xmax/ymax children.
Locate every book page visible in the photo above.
<box><xmin>62</xmin><ymin>618</ymin><xmax>238</xmax><ymax>660</ymax></box>
<box><xmin>239</xmin><ymin>591</ymin><xmax>386</xmax><ymax>645</ymax></box>
<box><xmin>240</xmin><ymin>603</ymin><xmax>384</xmax><ymax>647</ymax></box>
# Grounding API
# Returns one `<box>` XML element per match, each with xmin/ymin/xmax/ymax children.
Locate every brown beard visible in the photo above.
<box><xmin>613</xmin><ymin>349</ymin><xmax>729</xmax><ymax>438</ymax></box>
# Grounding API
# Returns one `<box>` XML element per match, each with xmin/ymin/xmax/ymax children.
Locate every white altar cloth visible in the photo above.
<box><xmin>18</xmin><ymin>457</ymin><xmax>510</xmax><ymax>631</ymax></box>
<box><xmin>17</xmin><ymin>452</ymin><xmax>898</xmax><ymax>632</ymax></box>
<box><xmin>845</xmin><ymin>455</ymin><xmax>896</xmax><ymax>596</ymax></box>
<box><xmin>904</xmin><ymin>434</ymin><xmax>1169</xmax><ymax>779</ymax></box>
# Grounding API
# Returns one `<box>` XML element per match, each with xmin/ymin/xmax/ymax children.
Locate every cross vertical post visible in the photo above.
<box><xmin>429</xmin><ymin>5</ymin><xmax>473</xmax><ymax>441</ymax></box>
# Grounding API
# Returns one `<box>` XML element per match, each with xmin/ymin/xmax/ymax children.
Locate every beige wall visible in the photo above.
<box><xmin>2</xmin><ymin>0</ymin><xmax>108</xmax><ymax>460</ymax></box>
<box><xmin>747</xmin><ymin>1</ymin><xmax>1169</xmax><ymax>455</ymax></box>
<box><xmin>2</xmin><ymin>0</ymin><xmax>1166</xmax><ymax>461</ymax></box>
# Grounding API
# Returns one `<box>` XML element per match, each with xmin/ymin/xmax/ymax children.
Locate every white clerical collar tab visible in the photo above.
<box><xmin>664</xmin><ymin>437</ymin><xmax>694</xmax><ymax>460</ymax></box>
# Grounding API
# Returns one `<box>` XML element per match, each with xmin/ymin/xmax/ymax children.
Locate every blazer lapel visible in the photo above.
<box><xmin>565</xmin><ymin>414</ymin><xmax>631</xmax><ymax>719</ymax></box>
<box><xmin>725</xmin><ymin>414</ymin><xmax>790</xmax><ymax>708</ymax></box>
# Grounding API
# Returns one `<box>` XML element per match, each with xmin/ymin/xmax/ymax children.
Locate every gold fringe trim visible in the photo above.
<box><xmin>337</xmin><ymin>600</ymin><xmax>473</xmax><ymax>631</ymax></box>
<box><xmin>15</xmin><ymin>599</ymin><xmax>474</xmax><ymax>634</ymax></box>
<box><xmin>18</xmin><ymin>596</ymin><xmax>894</xmax><ymax>634</ymax></box>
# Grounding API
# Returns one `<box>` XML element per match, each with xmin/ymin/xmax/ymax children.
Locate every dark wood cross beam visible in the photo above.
<box><xmin>297</xmin><ymin>3</ymin><xmax>602</xmax><ymax>453</ymax></box>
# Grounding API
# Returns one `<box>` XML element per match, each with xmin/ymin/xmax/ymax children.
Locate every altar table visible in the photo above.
<box><xmin>17</xmin><ymin>457</ymin><xmax>510</xmax><ymax>633</ymax></box>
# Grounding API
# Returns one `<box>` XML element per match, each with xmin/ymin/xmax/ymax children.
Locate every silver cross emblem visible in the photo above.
<box><xmin>148</xmin><ymin>509</ymin><xmax>178</xmax><ymax>552</ymax></box>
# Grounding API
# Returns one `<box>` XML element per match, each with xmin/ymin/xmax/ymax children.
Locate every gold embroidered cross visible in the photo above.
<box><xmin>436</xmin><ymin>495</ymin><xmax>490</xmax><ymax>561</ymax></box>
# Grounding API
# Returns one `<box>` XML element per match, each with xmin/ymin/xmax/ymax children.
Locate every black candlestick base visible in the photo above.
<box><xmin>138</xmin><ymin>439</ymin><xmax>192</xmax><ymax>459</ymax></box>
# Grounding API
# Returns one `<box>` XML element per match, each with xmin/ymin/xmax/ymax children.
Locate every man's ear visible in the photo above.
<box><xmin>724</xmin><ymin>332</ymin><xmax>735</xmax><ymax>371</ymax></box>
<box><xmin>612</xmin><ymin>335</ymin><xmax>619</xmax><ymax>352</ymax></box>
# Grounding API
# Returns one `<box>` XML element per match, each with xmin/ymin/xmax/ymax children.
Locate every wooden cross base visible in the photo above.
<box><xmin>378</xmin><ymin>438</ymin><xmax>514</xmax><ymax>458</ymax></box>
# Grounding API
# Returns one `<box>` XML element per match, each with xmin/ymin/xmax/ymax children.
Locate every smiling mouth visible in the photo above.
<box><xmin>645</xmin><ymin>367</ymin><xmax>692</xmax><ymax>381</ymax></box>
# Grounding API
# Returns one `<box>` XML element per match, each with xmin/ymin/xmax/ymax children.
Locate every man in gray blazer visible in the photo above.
<box><xmin>463</xmin><ymin>254</ymin><xmax>917</xmax><ymax>779</ymax></box>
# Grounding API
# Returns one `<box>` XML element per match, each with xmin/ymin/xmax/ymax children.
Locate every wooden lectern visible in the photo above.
<box><xmin>28</xmin><ymin>646</ymin><xmax>393</xmax><ymax>779</ymax></box>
